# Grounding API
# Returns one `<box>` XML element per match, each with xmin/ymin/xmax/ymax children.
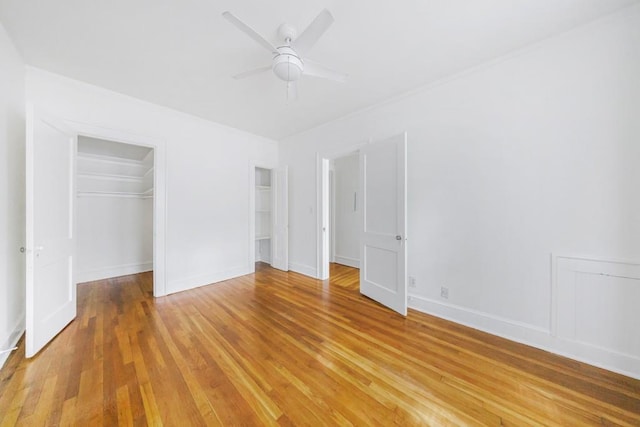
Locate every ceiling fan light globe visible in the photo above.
<box><xmin>273</xmin><ymin>62</ymin><xmax>303</xmax><ymax>81</ymax></box>
<box><xmin>272</xmin><ymin>48</ymin><xmax>304</xmax><ymax>82</ymax></box>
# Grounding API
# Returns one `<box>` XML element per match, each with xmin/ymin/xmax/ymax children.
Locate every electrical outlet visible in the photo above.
<box><xmin>408</xmin><ymin>276</ymin><xmax>416</xmax><ymax>288</ymax></box>
<box><xmin>440</xmin><ymin>286</ymin><xmax>449</xmax><ymax>299</ymax></box>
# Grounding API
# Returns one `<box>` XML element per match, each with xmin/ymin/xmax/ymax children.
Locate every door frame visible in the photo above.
<box><xmin>315</xmin><ymin>144</ymin><xmax>366</xmax><ymax>280</ymax></box>
<box><xmin>64</xmin><ymin>119</ymin><xmax>168</xmax><ymax>296</ymax></box>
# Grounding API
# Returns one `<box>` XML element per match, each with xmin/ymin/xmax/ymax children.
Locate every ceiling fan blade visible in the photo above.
<box><xmin>233</xmin><ymin>65</ymin><xmax>271</xmax><ymax>80</ymax></box>
<box><xmin>287</xmin><ymin>81</ymin><xmax>298</xmax><ymax>101</ymax></box>
<box><xmin>304</xmin><ymin>60</ymin><xmax>348</xmax><ymax>83</ymax></box>
<box><xmin>222</xmin><ymin>11</ymin><xmax>278</xmax><ymax>54</ymax></box>
<box><xmin>292</xmin><ymin>9</ymin><xmax>334</xmax><ymax>55</ymax></box>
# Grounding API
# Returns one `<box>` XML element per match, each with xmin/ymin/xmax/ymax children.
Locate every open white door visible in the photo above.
<box><xmin>25</xmin><ymin>107</ymin><xmax>77</xmax><ymax>357</ymax></box>
<box><xmin>271</xmin><ymin>166</ymin><xmax>289</xmax><ymax>271</ymax></box>
<box><xmin>359</xmin><ymin>133</ymin><xmax>407</xmax><ymax>315</ymax></box>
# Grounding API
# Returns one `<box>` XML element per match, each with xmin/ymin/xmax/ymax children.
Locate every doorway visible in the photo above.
<box><xmin>25</xmin><ymin>110</ymin><xmax>167</xmax><ymax>357</ymax></box>
<box><xmin>316</xmin><ymin>133</ymin><xmax>407</xmax><ymax>315</ymax></box>
<box><xmin>75</xmin><ymin>136</ymin><xmax>154</xmax><ymax>283</ymax></box>
<box><xmin>72</xmin><ymin>122</ymin><xmax>166</xmax><ymax>297</ymax></box>
<box><xmin>317</xmin><ymin>150</ymin><xmax>361</xmax><ymax>280</ymax></box>
<box><xmin>329</xmin><ymin>153</ymin><xmax>361</xmax><ymax>273</ymax></box>
<box><xmin>254</xmin><ymin>166</ymin><xmax>272</xmax><ymax>265</ymax></box>
<box><xmin>250</xmin><ymin>164</ymin><xmax>288</xmax><ymax>271</ymax></box>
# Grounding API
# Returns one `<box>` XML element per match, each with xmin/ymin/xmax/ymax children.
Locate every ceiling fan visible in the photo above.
<box><xmin>222</xmin><ymin>9</ymin><xmax>347</xmax><ymax>100</ymax></box>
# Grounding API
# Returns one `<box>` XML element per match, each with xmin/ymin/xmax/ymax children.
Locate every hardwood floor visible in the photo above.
<box><xmin>1</xmin><ymin>263</ymin><xmax>639</xmax><ymax>426</ymax></box>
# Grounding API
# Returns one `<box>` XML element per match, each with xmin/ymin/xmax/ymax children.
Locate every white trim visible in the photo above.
<box><xmin>25</xmin><ymin>104</ymin><xmax>35</xmax><ymax>356</ymax></box>
<box><xmin>334</xmin><ymin>255</ymin><xmax>360</xmax><ymax>269</ymax></box>
<box><xmin>249</xmin><ymin>165</ymin><xmax>256</xmax><ymax>271</ymax></box>
<box><xmin>288</xmin><ymin>262</ymin><xmax>317</xmax><ymax>278</ymax></box>
<box><xmin>408</xmin><ymin>294</ymin><xmax>640</xmax><ymax>380</ymax></box>
<box><xmin>76</xmin><ymin>262</ymin><xmax>153</xmax><ymax>283</ymax></box>
<box><xmin>0</xmin><ymin>317</ymin><xmax>25</xmax><ymax>369</ymax></box>
<box><xmin>167</xmin><ymin>265</ymin><xmax>252</xmax><ymax>295</ymax></box>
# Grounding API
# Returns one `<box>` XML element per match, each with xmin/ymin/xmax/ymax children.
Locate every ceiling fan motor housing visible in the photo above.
<box><xmin>272</xmin><ymin>46</ymin><xmax>303</xmax><ymax>82</ymax></box>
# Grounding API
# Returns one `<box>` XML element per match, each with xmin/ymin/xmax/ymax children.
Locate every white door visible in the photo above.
<box><xmin>25</xmin><ymin>108</ymin><xmax>77</xmax><ymax>357</ymax></box>
<box><xmin>270</xmin><ymin>166</ymin><xmax>289</xmax><ymax>271</ymax></box>
<box><xmin>359</xmin><ymin>133</ymin><xmax>407</xmax><ymax>315</ymax></box>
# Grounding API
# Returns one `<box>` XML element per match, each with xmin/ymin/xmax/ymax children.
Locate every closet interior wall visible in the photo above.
<box><xmin>76</xmin><ymin>136</ymin><xmax>154</xmax><ymax>283</ymax></box>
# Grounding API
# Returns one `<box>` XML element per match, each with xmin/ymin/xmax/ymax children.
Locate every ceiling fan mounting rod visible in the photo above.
<box><xmin>278</xmin><ymin>23</ymin><xmax>297</xmax><ymax>44</ymax></box>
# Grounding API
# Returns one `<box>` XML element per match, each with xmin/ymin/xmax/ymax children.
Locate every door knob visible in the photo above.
<box><xmin>396</xmin><ymin>235</ymin><xmax>402</xmax><ymax>241</ymax></box>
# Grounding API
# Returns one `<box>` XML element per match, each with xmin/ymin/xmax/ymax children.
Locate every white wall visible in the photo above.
<box><xmin>281</xmin><ymin>6</ymin><xmax>640</xmax><ymax>378</ymax></box>
<box><xmin>0</xmin><ymin>21</ymin><xmax>25</xmax><ymax>367</ymax></box>
<box><xmin>76</xmin><ymin>196</ymin><xmax>153</xmax><ymax>282</ymax></box>
<box><xmin>26</xmin><ymin>67</ymin><xmax>278</xmax><ymax>295</ymax></box>
<box><xmin>332</xmin><ymin>154</ymin><xmax>360</xmax><ymax>268</ymax></box>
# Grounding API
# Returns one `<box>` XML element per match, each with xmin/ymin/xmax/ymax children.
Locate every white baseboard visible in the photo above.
<box><xmin>288</xmin><ymin>262</ymin><xmax>317</xmax><ymax>278</ymax></box>
<box><xmin>0</xmin><ymin>316</ymin><xmax>25</xmax><ymax>369</ymax></box>
<box><xmin>408</xmin><ymin>294</ymin><xmax>640</xmax><ymax>380</ymax></box>
<box><xmin>334</xmin><ymin>255</ymin><xmax>360</xmax><ymax>269</ymax></box>
<box><xmin>167</xmin><ymin>265</ymin><xmax>252</xmax><ymax>295</ymax></box>
<box><xmin>76</xmin><ymin>261</ymin><xmax>153</xmax><ymax>283</ymax></box>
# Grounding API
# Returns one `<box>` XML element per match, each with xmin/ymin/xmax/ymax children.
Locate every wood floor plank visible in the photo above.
<box><xmin>1</xmin><ymin>263</ymin><xmax>639</xmax><ymax>425</ymax></box>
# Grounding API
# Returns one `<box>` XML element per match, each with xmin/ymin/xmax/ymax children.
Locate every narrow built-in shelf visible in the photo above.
<box><xmin>255</xmin><ymin>235</ymin><xmax>271</xmax><ymax>241</ymax></box>
<box><xmin>256</xmin><ymin>185</ymin><xmax>271</xmax><ymax>190</ymax></box>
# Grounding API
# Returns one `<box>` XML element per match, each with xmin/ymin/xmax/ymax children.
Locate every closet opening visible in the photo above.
<box><xmin>250</xmin><ymin>164</ymin><xmax>288</xmax><ymax>272</ymax></box>
<box><xmin>76</xmin><ymin>136</ymin><xmax>154</xmax><ymax>285</ymax></box>
<box><xmin>254</xmin><ymin>166</ymin><xmax>272</xmax><ymax>266</ymax></box>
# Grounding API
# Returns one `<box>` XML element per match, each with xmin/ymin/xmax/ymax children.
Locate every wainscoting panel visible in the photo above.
<box><xmin>553</xmin><ymin>255</ymin><xmax>640</xmax><ymax>363</ymax></box>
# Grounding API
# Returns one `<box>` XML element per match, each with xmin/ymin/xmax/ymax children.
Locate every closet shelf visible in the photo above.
<box><xmin>256</xmin><ymin>185</ymin><xmax>271</xmax><ymax>190</ymax></box>
<box><xmin>255</xmin><ymin>235</ymin><xmax>271</xmax><ymax>241</ymax></box>
<box><xmin>77</xmin><ymin>191</ymin><xmax>153</xmax><ymax>199</ymax></box>
<box><xmin>77</xmin><ymin>172</ymin><xmax>144</xmax><ymax>182</ymax></box>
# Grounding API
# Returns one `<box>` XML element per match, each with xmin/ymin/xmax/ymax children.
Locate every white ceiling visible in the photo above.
<box><xmin>1</xmin><ymin>0</ymin><xmax>637</xmax><ymax>140</ymax></box>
